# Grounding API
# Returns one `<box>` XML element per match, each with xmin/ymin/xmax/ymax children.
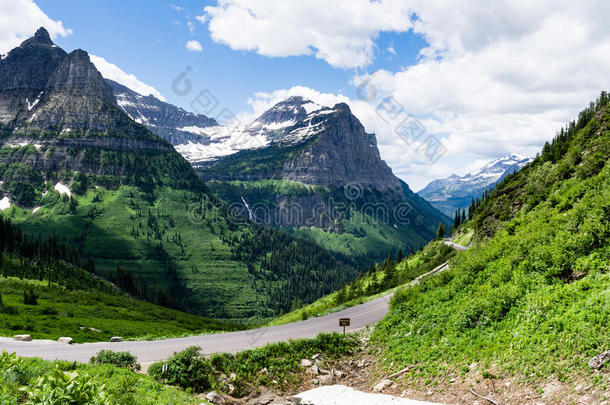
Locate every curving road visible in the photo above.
<box><xmin>0</xmin><ymin>293</ymin><xmax>392</xmax><ymax>363</ymax></box>
<box><xmin>0</xmin><ymin>242</ymin><xmax>467</xmax><ymax>364</ymax></box>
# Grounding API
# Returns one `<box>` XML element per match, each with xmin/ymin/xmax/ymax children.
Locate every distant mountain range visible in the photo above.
<box><xmin>104</xmin><ymin>77</ymin><xmax>450</xmax><ymax>261</ymax></box>
<box><xmin>418</xmin><ymin>154</ymin><xmax>532</xmax><ymax>216</ymax></box>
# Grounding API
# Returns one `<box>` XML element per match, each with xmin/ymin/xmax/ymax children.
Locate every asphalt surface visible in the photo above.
<box><xmin>0</xmin><ymin>242</ymin><xmax>468</xmax><ymax>364</ymax></box>
<box><xmin>0</xmin><ymin>293</ymin><xmax>393</xmax><ymax>363</ymax></box>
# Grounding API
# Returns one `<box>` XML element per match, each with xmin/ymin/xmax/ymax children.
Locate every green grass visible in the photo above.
<box><xmin>2</xmin><ymin>183</ymin><xmax>358</xmax><ymax>322</ymax></box>
<box><xmin>149</xmin><ymin>333</ymin><xmax>358</xmax><ymax>398</ymax></box>
<box><xmin>0</xmin><ymin>351</ymin><xmax>199</xmax><ymax>405</ymax></box>
<box><xmin>268</xmin><ymin>240</ymin><xmax>457</xmax><ymax>326</ymax></box>
<box><xmin>372</xmin><ymin>99</ymin><xmax>610</xmax><ymax>386</ymax></box>
<box><xmin>0</xmin><ymin>277</ymin><xmax>236</xmax><ymax>342</ymax></box>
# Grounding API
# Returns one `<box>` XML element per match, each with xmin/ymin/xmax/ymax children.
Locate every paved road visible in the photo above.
<box><xmin>0</xmin><ymin>243</ymin><xmax>468</xmax><ymax>364</ymax></box>
<box><xmin>0</xmin><ymin>293</ymin><xmax>393</xmax><ymax>363</ymax></box>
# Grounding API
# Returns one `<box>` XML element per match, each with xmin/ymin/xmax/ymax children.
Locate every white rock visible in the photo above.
<box><xmin>300</xmin><ymin>359</ymin><xmax>313</xmax><ymax>367</ymax></box>
<box><xmin>318</xmin><ymin>374</ymin><xmax>334</xmax><ymax>385</ymax></box>
<box><xmin>13</xmin><ymin>334</ymin><xmax>31</xmax><ymax>341</ymax></box>
<box><xmin>57</xmin><ymin>337</ymin><xmax>73</xmax><ymax>344</ymax></box>
<box><xmin>109</xmin><ymin>336</ymin><xmax>122</xmax><ymax>342</ymax></box>
<box><xmin>205</xmin><ymin>391</ymin><xmax>225</xmax><ymax>404</ymax></box>
<box><xmin>373</xmin><ymin>379</ymin><xmax>393</xmax><ymax>393</ymax></box>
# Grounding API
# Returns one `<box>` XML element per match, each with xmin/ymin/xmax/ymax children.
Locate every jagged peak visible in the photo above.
<box><xmin>20</xmin><ymin>27</ymin><xmax>55</xmax><ymax>47</ymax></box>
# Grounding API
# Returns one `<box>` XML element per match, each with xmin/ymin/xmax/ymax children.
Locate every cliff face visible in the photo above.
<box><xmin>107</xmin><ymin>79</ymin><xmax>218</xmax><ymax>145</ymax></box>
<box><xmin>0</xmin><ymin>28</ymin><xmax>198</xmax><ymax>202</ymax></box>
<box><xmin>279</xmin><ymin>103</ymin><xmax>401</xmax><ymax>191</ymax></box>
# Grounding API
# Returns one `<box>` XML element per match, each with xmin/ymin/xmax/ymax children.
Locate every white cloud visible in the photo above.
<box><xmin>195</xmin><ymin>14</ymin><xmax>207</xmax><ymax>24</ymax></box>
<box><xmin>187</xmin><ymin>21</ymin><xmax>195</xmax><ymax>33</ymax></box>
<box><xmin>170</xmin><ymin>4</ymin><xmax>184</xmax><ymax>12</ymax></box>
<box><xmin>203</xmin><ymin>0</ymin><xmax>414</xmax><ymax>68</ymax></box>
<box><xmin>387</xmin><ymin>45</ymin><xmax>396</xmax><ymax>55</ymax></box>
<box><xmin>186</xmin><ymin>40</ymin><xmax>203</xmax><ymax>52</ymax></box>
<box><xmin>0</xmin><ymin>0</ymin><xmax>72</xmax><ymax>54</ymax></box>
<box><xmin>89</xmin><ymin>55</ymin><xmax>166</xmax><ymax>101</ymax></box>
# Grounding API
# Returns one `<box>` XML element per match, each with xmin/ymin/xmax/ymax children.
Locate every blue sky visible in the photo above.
<box><xmin>4</xmin><ymin>1</ymin><xmax>610</xmax><ymax>190</ymax></box>
<box><xmin>37</xmin><ymin>0</ymin><xmax>426</xmax><ymax>116</ymax></box>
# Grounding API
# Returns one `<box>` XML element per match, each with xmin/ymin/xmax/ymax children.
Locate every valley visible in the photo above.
<box><xmin>0</xmin><ymin>11</ymin><xmax>609</xmax><ymax>405</ymax></box>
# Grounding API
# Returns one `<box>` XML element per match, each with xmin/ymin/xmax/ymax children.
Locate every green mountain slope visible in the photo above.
<box><xmin>0</xmin><ymin>29</ymin><xmax>359</xmax><ymax>322</ymax></box>
<box><xmin>372</xmin><ymin>93</ymin><xmax>610</xmax><ymax>384</ymax></box>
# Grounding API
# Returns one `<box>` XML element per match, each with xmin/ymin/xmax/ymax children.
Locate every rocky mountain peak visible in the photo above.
<box><xmin>253</xmin><ymin>96</ymin><xmax>323</xmax><ymax>126</ymax></box>
<box><xmin>20</xmin><ymin>27</ymin><xmax>54</xmax><ymax>48</ymax></box>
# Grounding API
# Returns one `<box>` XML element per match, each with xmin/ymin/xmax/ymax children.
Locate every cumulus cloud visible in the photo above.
<box><xmin>0</xmin><ymin>0</ymin><xmax>72</xmax><ymax>54</ymax></box>
<box><xmin>195</xmin><ymin>14</ymin><xmax>207</xmax><ymax>24</ymax></box>
<box><xmin>89</xmin><ymin>55</ymin><xmax>166</xmax><ymax>101</ymax></box>
<box><xmin>203</xmin><ymin>0</ymin><xmax>414</xmax><ymax>68</ymax></box>
<box><xmin>186</xmin><ymin>40</ymin><xmax>203</xmax><ymax>52</ymax></box>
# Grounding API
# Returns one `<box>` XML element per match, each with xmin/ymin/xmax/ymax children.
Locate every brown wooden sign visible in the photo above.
<box><xmin>339</xmin><ymin>318</ymin><xmax>351</xmax><ymax>327</ymax></box>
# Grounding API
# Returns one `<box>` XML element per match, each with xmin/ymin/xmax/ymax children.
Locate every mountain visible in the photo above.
<box><xmin>0</xmin><ymin>28</ymin><xmax>360</xmax><ymax>321</ymax></box>
<box><xmin>417</xmin><ymin>153</ymin><xmax>532</xmax><ymax>216</ymax></box>
<box><xmin>197</xmin><ymin>96</ymin><xmax>450</xmax><ymax>263</ymax></box>
<box><xmin>374</xmin><ymin>93</ymin><xmax>610</xmax><ymax>398</ymax></box>
<box><xmin>106</xmin><ymin>78</ymin><xmax>218</xmax><ymax>145</ymax></box>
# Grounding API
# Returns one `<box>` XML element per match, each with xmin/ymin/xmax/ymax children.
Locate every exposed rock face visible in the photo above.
<box><xmin>201</xmin><ymin>97</ymin><xmax>449</xmax><ymax>258</ymax></box>
<box><xmin>280</xmin><ymin>103</ymin><xmax>401</xmax><ymax>191</ymax></box>
<box><xmin>107</xmin><ymin>79</ymin><xmax>218</xmax><ymax>145</ymax></box>
<box><xmin>0</xmin><ymin>28</ymin><xmax>198</xmax><ymax>204</ymax></box>
<box><xmin>418</xmin><ymin>153</ymin><xmax>533</xmax><ymax>216</ymax></box>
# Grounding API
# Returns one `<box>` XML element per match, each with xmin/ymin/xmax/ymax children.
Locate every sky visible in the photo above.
<box><xmin>2</xmin><ymin>1</ymin><xmax>610</xmax><ymax>190</ymax></box>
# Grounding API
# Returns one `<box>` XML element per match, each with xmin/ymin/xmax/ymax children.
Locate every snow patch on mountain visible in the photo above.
<box><xmin>0</xmin><ymin>196</ymin><xmax>10</xmax><ymax>211</ymax></box>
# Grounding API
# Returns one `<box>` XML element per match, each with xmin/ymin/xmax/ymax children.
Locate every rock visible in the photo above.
<box><xmin>356</xmin><ymin>359</ymin><xmax>367</xmax><ymax>368</ymax></box>
<box><xmin>319</xmin><ymin>367</ymin><xmax>331</xmax><ymax>375</ymax></box>
<box><xmin>312</xmin><ymin>379</ymin><xmax>319</xmax><ymax>385</ymax></box>
<box><xmin>286</xmin><ymin>397</ymin><xmax>302</xmax><ymax>404</ymax></box>
<box><xmin>588</xmin><ymin>350</ymin><xmax>610</xmax><ymax>369</ymax></box>
<box><xmin>334</xmin><ymin>370</ymin><xmax>345</xmax><ymax>379</ymax></box>
<box><xmin>311</xmin><ymin>353</ymin><xmax>320</xmax><ymax>360</ymax></box>
<box><xmin>13</xmin><ymin>334</ymin><xmax>31</xmax><ymax>341</ymax></box>
<box><xmin>318</xmin><ymin>374</ymin><xmax>334</xmax><ymax>385</ymax></box>
<box><xmin>259</xmin><ymin>367</ymin><xmax>269</xmax><ymax>375</ymax></box>
<box><xmin>89</xmin><ymin>327</ymin><xmax>101</xmax><ymax>332</ymax></box>
<box><xmin>300</xmin><ymin>359</ymin><xmax>312</xmax><ymax>367</ymax></box>
<box><xmin>57</xmin><ymin>337</ymin><xmax>73</xmax><ymax>344</ymax></box>
<box><xmin>311</xmin><ymin>365</ymin><xmax>320</xmax><ymax>375</ymax></box>
<box><xmin>372</xmin><ymin>379</ymin><xmax>393</xmax><ymax>392</ymax></box>
<box><xmin>109</xmin><ymin>336</ymin><xmax>122</xmax><ymax>342</ymax></box>
<box><xmin>205</xmin><ymin>391</ymin><xmax>225</xmax><ymax>404</ymax></box>
<box><xmin>228</xmin><ymin>383</ymin><xmax>235</xmax><ymax>395</ymax></box>
<box><xmin>229</xmin><ymin>372</ymin><xmax>237</xmax><ymax>381</ymax></box>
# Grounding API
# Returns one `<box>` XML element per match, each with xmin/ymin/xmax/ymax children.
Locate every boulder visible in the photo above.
<box><xmin>13</xmin><ymin>334</ymin><xmax>31</xmax><ymax>341</ymax></box>
<box><xmin>300</xmin><ymin>359</ymin><xmax>312</xmax><ymax>367</ymax></box>
<box><xmin>205</xmin><ymin>391</ymin><xmax>225</xmax><ymax>404</ymax></box>
<box><xmin>57</xmin><ymin>337</ymin><xmax>73</xmax><ymax>344</ymax></box>
<box><xmin>310</xmin><ymin>365</ymin><xmax>320</xmax><ymax>375</ymax></box>
<box><xmin>372</xmin><ymin>379</ymin><xmax>393</xmax><ymax>392</ymax></box>
<box><xmin>589</xmin><ymin>350</ymin><xmax>610</xmax><ymax>369</ymax></box>
<box><xmin>318</xmin><ymin>374</ymin><xmax>334</xmax><ymax>385</ymax></box>
<box><xmin>109</xmin><ymin>336</ymin><xmax>122</xmax><ymax>342</ymax></box>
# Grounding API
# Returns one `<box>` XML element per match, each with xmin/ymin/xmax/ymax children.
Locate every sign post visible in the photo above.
<box><xmin>339</xmin><ymin>318</ymin><xmax>350</xmax><ymax>336</ymax></box>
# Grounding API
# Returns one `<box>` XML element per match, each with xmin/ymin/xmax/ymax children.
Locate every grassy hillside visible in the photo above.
<box><xmin>269</xmin><ymin>240</ymin><xmax>457</xmax><ymax>326</ymax></box>
<box><xmin>2</xmin><ymin>185</ymin><xmax>358</xmax><ymax>322</ymax></box>
<box><xmin>0</xmin><ymin>277</ymin><xmax>235</xmax><ymax>342</ymax></box>
<box><xmin>209</xmin><ymin>179</ymin><xmax>447</xmax><ymax>265</ymax></box>
<box><xmin>372</xmin><ymin>93</ymin><xmax>610</xmax><ymax>386</ymax></box>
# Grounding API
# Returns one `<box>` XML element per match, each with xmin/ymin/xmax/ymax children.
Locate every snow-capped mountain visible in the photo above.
<box><xmin>106</xmin><ymin>79</ymin><xmax>218</xmax><ymax>145</ymax></box>
<box><xmin>175</xmin><ymin>96</ymin><xmax>340</xmax><ymax>164</ymax></box>
<box><xmin>418</xmin><ymin>154</ymin><xmax>533</xmax><ymax>216</ymax></box>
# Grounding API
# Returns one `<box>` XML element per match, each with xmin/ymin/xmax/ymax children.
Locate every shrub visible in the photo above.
<box><xmin>23</xmin><ymin>289</ymin><xmax>38</xmax><ymax>305</ymax></box>
<box><xmin>89</xmin><ymin>350</ymin><xmax>141</xmax><ymax>372</ymax></box>
<box><xmin>149</xmin><ymin>346</ymin><xmax>212</xmax><ymax>392</ymax></box>
<box><xmin>41</xmin><ymin>307</ymin><xmax>58</xmax><ymax>315</ymax></box>
<box><xmin>23</xmin><ymin>366</ymin><xmax>110</xmax><ymax>405</ymax></box>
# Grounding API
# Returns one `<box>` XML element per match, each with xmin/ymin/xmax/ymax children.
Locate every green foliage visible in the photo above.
<box><xmin>149</xmin><ymin>346</ymin><xmax>213</xmax><ymax>392</ymax></box>
<box><xmin>0</xmin><ymin>351</ymin><xmax>197</xmax><ymax>405</ymax></box>
<box><xmin>0</xmin><ymin>277</ymin><xmax>237</xmax><ymax>342</ymax></box>
<box><xmin>22</xmin><ymin>288</ymin><xmax>38</xmax><ymax>305</ymax></box>
<box><xmin>23</xmin><ymin>366</ymin><xmax>110</xmax><ymax>405</ymax></box>
<box><xmin>90</xmin><ymin>350</ymin><xmax>141</xmax><ymax>372</ymax></box>
<box><xmin>150</xmin><ymin>333</ymin><xmax>357</xmax><ymax>397</ymax></box>
<box><xmin>374</xmin><ymin>95</ymin><xmax>610</xmax><ymax>384</ymax></box>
